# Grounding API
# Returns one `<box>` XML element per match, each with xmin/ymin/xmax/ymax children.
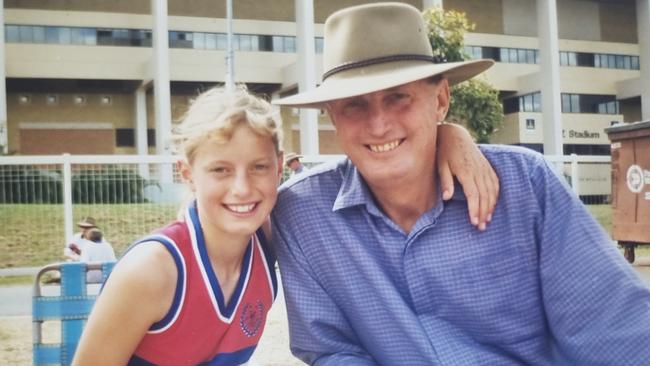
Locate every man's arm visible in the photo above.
<box><xmin>272</xmin><ymin>216</ymin><xmax>377</xmax><ymax>366</ymax></box>
<box><xmin>531</xmin><ymin>156</ymin><xmax>650</xmax><ymax>363</ymax></box>
<box><xmin>436</xmin><ymin>123</ymin><xmax>499</xmax><ymax>231</ymax></box>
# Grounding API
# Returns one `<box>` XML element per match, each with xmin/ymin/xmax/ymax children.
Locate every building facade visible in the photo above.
<box><xmin>1</xmin><ymin>0</ymin><xmax>647</xmax><ymax>170</ymax></box>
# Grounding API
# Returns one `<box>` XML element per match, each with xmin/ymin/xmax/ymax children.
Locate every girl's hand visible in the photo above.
<box><xmin>437</xmin><ymin>123</ymin><xmax>500</xmax><ymax>231</ymax></box>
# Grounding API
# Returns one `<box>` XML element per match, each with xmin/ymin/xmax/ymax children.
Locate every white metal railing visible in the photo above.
<box><xmin>0</xmin><ymin>153</ymin><xmax>611</xmax><ymax>266</ymax></box>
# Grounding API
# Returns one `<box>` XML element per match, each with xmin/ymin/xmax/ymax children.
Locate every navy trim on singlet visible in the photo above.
<box><xmin>188</xmin><ymin>203</ymin><xmax>254</xmax><ymax>319</ymax></box>
<box><xmin>129</xmin><ymin>345</ymin><xmax>256</xmax><ymax>366</ymax></box>
<box><xmin>255</xmin><ymin>227</ymin><xmax>278</xmax><ymax>300</ymax></box>
<box><xmin>127</xmin><ymin>354</ymin><xmax>157</xmax><ymax>366</ymax></box>
<box><xmin>147</xmin><ymin>237</ymin><xmax>185</xmax><ymax>331</ymax></box>
<box><xmin>120</xmin><ymin>234</ymin><xmax>186</xmax><ymax>332</ymax></box>
<box><xmin>198</xmin><ymin>345</ymin><xmax>257</xmax><ymax>366</ymax></box>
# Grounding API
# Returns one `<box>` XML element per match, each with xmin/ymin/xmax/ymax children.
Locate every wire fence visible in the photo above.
<box><xmin>0</xmin><ymin>153</ymin><xmax>610</xmax><ymax>267</ymax></box>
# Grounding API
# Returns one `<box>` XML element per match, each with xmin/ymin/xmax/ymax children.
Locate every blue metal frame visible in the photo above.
<box><xmin>32</xmin><ymin>261</ymin><xmax>115</xmax><ymax>366</ymax></box>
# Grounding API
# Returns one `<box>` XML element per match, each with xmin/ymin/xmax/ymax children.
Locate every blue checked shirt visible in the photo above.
<box><xmin>272</xmin><ymin>145</ymin><xmax>650</xmax><ymax>365</ymax></box>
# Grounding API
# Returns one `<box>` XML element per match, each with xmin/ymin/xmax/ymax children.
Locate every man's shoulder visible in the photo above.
<box><xmin>278</xmin><ymin>156</ymin><xmax>349</xmax><ymax>195</ymax></box>
<box><xmin>479</xmin><ymin>144</ymin><xmax>548</xmax><ymax>173</ymax></box>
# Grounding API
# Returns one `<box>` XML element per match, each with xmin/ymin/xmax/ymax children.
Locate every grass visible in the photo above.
<box><xmin>0</xmin><ymin>204</ymin><xmax>176</xmax><ymax>268</ymax></box>
<box><xmin>0</xmin><ymin>203</ymin><xmax>646</xmax><ymax>268</ymax></box>
<box><xmin>0</xmin><ymin>275</ymin><xmax>34</xmax><ymax>286</ymax></box>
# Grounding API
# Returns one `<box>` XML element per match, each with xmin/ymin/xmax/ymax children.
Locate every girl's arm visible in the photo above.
<box><xmin>436</xmin><ymin>122</ymin><xmax>500</xmax><ymax>231</ymax></box>
<box><xmin>72</xmin><ymin>243</ymin><xmax>177</xmax><ymax>366</ymax></box>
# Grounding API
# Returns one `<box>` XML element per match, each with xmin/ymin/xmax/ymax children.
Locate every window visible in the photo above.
<box><xmin>465</xmin><ymin>46</ymin><xmax>482</xmax><ymax>60</ymax></box>
<box><xmin>19</xmin><ymin>25</ymin><xmax>33</xmax><ymax>42</ymax></box>
<box><xmin>46</xmin><ymin>94</ymin><xmax>59</xmax><ymax>106</ymax></box>
<box><xmin>526</xmin><ymin>118</ymin><xmax>535</xmax><ymax>130</ymax></box>
<box><xmin>116</xmin><ymin>129</ymin><xmax>156</xmax><ymax>147</ymax></box>
<box><xmin>44</xmin><ymin>27</ymin><xmax>59</xmax><ymax>44</ymax></box>
<box><xmin>58</xmin><ymin>27</ymin><xmax>72</xmax><ymax>44</ymax></box>
<box><xmin>5</xmin><ymin>25</ymin><xmax>19</xmax><ymax>42</ymax></box>
<box><xmin>18</xmin><ymin>94</ymin><xmax>31</xmax><ymax>105</ymax></box>
<box><xmin>315</xmin><ymin>37</ymin><xmax>324</xmax><ymax>54</ymax></box>
<box><xmin>239</xmin><ymin>34</ymin><xmax>252</xmax><ymax>51</ymax></box>
<box><xmin>193</xmin><ymin>32</ymin><xmax>205</xmax><ymax>49</ymax></box>
<box><xmin>100</xmin><ymin>96</ymin><xmax>112</xmax><ymax>106</ymax></box>
<box><xmin>97</xmin><ymin>29</ymin><xmax>113</xmax><ymax>45</ymax></box>
<box><xmin>502</xmin><ymin>92</ymin><xmax>541</xmax><ymax>114</ymax></box>
<box><xmin>205</xmin><ymin>33</ymin><xmax>217</xmax><ymax>49</ymax></box>
<box><xmin>32</xmin><ymin>26</ymin><xmax>46</xmax><ymax>43</ymax></box>
<box><xmin>216</xmin><ymin>33</ymin><xmax>227</xmax><ymax>50</ymax></box>
<box><xmin>73</xmin><ymin>95</ymin><xmax>86</xmax><ymax>106</ymax></box>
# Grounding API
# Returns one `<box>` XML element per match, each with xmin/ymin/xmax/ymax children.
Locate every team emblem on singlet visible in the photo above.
<box><xmin>240</xmin><ymin>300</ymin><xmax>265</xmax><ymax>337</ymax></box>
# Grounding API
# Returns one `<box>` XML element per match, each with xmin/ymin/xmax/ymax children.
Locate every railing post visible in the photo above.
<box><xmin>63</xmin><ymin>153</ymin><xmax>74</xmax><ymax>245</ymax></box>
<box><xmin>570</xmin><ymin>153</ymin><xmax>579</xmax><ymax>196</ymax></box>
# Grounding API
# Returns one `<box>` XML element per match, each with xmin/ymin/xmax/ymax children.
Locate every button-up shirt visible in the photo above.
<box><xmin>272</xmin><ymin>145</ymin><xmax>650</xmax><ymax>365</ymax></box>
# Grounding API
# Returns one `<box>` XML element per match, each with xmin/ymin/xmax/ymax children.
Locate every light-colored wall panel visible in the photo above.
<box><xmin>445</xmin><ymin>0</ymin><xmax>503</xmax><ymax>34</ymax></box>
<box><xmin>502</xmin><ymin>0</ymin><xmax>537</xmax><ymax>37</ymax></box>
<box><xmin>599</xmin><ymin>2</ymin><xmax>638</xmax><ymax>43</ymax></box>
<box><xmin>558</xmin><ymin>0</ymin><xmax>600</xmax><ymax>41</ymax></box>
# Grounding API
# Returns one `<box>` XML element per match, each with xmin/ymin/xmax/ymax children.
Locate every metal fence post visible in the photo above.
<box><xmin>570</xmin><ymin>153</ymin><xmax>579</xmax><ymax>195</ymax></box>
<box><xmin>63</xmin><ymin>153</ymin><xmax>73</xmax><ymax>245</ymax></box>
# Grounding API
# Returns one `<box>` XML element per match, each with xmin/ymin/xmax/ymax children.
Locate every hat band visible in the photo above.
<box><xmin>322</xmin><ymin>54</ymin><xmax>446</xmax><ymax>81</ymax></box>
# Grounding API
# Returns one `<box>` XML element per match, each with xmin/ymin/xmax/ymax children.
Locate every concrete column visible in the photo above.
<box><xmin>152</xmin><ymin>0</ymin><xmax>172</xmax><ymax>157</ymax></box>
<box><xmin>135</xmin><ymin>85</ymin><xmax>149</xmax><ymax>178</ymax></box>
<box><xmin>295</xmin><ymin>0</ymin><xmax>319</xmax><ymax>154</ymax></box>
<box><xmin>423</xmin><ymin>0</ymin><xmax>443</xmax><ymax>9</ymax></box>
<box><xmin>638</xmin><ymin>0</ymin><xmax>650</xmax><ymax>121</ymax></box>
<box><xmin>151</xmin><ymin>0</ymin><xmax>173</xmax><ymax>183</ymax></box>
<box><xmin>0</xmin><ymin>4</ymin><xmax>7</xmax><ymax>154</ymax></box>
<box><xmin>536</xmin><ymin>0</ymin><xmax>563</xmax><ymax>156</ymax></box>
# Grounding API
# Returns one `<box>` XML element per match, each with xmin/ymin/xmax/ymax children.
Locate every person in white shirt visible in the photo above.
<box><xmin>80</xmin><ymin>228</ymin><xmax>116</xmax><ymax>283</ymax></box>
<box><xmin>64</xmin><ymin>216</ymin><xmax>98</xmax><ymax>261</ymax></box>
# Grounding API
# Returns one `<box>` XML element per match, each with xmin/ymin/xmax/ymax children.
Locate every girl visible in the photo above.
<box><xmin>74</xmin><ymin>86</ymin><xmax>283</xmax><ymax>365</ymax></box>
<box><xmin>73</xmin><ymin>86</ymin><xmax>497</xmax><ymax>365</ymax></box>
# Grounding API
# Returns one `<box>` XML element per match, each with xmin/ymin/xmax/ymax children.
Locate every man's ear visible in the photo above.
<box><xmin>435</xmin><ymin>78</ymin><xmax>451</xmax><ymax>122</ymax></box>
<box><xmin>178</xmin><ymin>160</ymin><xmax>195</xmax><ymax>192</ymax></box>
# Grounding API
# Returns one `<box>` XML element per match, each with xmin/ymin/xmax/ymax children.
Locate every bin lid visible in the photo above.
<box><xmin>605</xmin><ymin>120</ymin><xmax>650</xmax><ymax>135</ymax></box>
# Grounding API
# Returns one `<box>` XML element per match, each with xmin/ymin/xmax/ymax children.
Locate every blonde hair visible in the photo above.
<box><xmin>172</xmin><ymin>85</ymin><xmax>283</xmax><ymax>164</ymax></box>
<box><xmin>172</xmin><ymin>85</ymin><xmax>283</xmax><ymax>219</ymax></box>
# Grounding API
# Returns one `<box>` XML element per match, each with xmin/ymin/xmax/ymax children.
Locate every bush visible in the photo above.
<box><xmin>0</xmin><ymin>166</ymin><xmax>63</xmax><ymax>204</ymax></box>
<box><xmin>0</xmin><ymin>166</ymin><xmax>149</xmax><ymax>204</ymax></box>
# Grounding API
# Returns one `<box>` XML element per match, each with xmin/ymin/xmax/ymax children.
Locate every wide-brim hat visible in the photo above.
<box><xmin>285</xmin><ymin>152</ymin><xmax>303</xmax><ymax>165</ymax></box>
<box><xmin>77</xmin><ymin>216</ymin><xmax>96</xmax><ymax>228</ymax></box>
<box><xmin>275</xmin><ymin>2</ymin><xmax>494</xmax><ymax>108</ymax></box>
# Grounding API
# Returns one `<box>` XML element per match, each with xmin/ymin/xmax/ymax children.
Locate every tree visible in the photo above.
<box><xmin>423</xmin><ymin>7</ymin><xmax>503</xmax><ymax>143</ymax></box>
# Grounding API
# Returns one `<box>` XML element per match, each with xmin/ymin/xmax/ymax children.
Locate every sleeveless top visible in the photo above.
<box><xmin>128</xmin><ymin>203</ymin><xmax>277</xmax><ymax>366</ymax></box>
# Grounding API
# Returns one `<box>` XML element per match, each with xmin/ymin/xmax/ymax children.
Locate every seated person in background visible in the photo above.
<box><xmin>285</xmin><ymin>152</ymin><xmax>307</xmax><ymax>176</ymax></box>
<box><xmin>80</xmin><ymin>228</ymin><xmax>117</xmax><ymax>283</ymax></box>
<box><xmin>64</xmin><ymin>216</ymin><xmax>98</xmax><ymax>261</ymax></box>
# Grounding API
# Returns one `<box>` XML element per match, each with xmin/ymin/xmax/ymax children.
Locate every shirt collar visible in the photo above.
<box><xmin>332</xmin><ymin>159</ymin><xmax>379</xmax><ymax>214</ymax></box>
<box><xmin>332</xmin><ymin>159</ymin><xmax>467</xmax><ymax>216</ymax></box>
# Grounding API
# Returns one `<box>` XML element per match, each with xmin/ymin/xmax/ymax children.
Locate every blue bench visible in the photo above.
<box><xmin>32</xmin><ymin>261</ymin><xmax>115</xmax><ymax>366</ymax></box>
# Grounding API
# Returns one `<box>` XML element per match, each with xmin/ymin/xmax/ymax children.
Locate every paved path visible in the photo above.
<box><xmin>3</xmin><ymin>261</ymin><xmax>650</xmax><ymax>317</ymax></box>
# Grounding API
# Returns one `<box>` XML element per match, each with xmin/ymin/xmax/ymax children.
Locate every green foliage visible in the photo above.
<box><xmin>423</xmin><ymin>7</ymin><xmax>503</xmax><ymax>142</ymax></box>
<box><xmin>423</xmin><ymin>7</ymin><xmax>475</xmax><ymax>62</ymax></box>
<box><xmin>449</xmin><ymin>79</ymin><xmax>504</xmax><ymax>143</ymax></box>
<box><xmin>72</xmin><ymin>168</ymin><xmax>148</xmax><ymax>204</ymax></box>
<box><xmin>0</xmin><ymin>166</ymin><xmax>153</xmax><ymax>204</ymax></box>
<box><xmin>0</xmin><ymin>166</ymin><xmax>63</xmax><ymax>204</ymax></box>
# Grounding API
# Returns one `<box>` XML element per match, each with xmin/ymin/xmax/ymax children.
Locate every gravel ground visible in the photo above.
<box><xmin>0</xmin><ymin>286</ymin><xmax>304</xmax><ymax>365</ymax></box>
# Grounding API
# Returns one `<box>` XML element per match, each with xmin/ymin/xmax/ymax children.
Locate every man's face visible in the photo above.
<box><xmin>288</xmin><ymin>159</ymin><xmax>301</xmax><ymax>172</ymax></box>
<box><xmin>327</xmin><ymin>78</ymin><xmax>450</xmax><ymax>188</ymax></box>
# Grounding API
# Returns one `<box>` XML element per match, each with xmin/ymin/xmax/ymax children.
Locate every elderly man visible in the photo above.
<box><xmin>285</xmin><ymin>152</ymin><xmax>307</xmax><ymax>176</ymax></box>
<box><xmin>272</xmin><ymin>3</ymin><xmax>650</xmax><ymax>365</ymax></box>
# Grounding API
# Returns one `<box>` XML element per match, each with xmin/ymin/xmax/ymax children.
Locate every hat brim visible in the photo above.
<box><xmin>274</xmin><ymin>59</ymin><xmax>493</xmax><ymax>108</ymax></box>
<box><xmin>77</xmin><ymin>223</ymin><xmax>96</xmax><ymax>228</ymax></box>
